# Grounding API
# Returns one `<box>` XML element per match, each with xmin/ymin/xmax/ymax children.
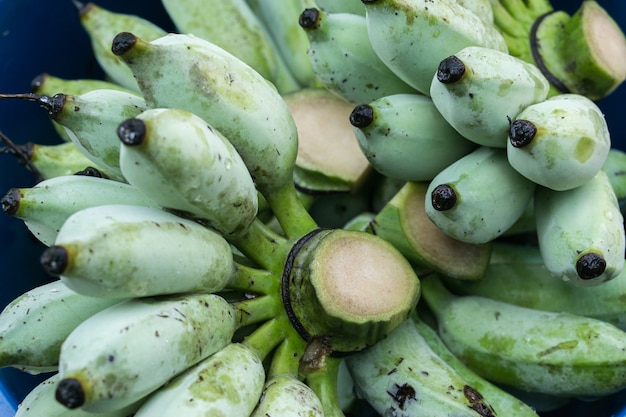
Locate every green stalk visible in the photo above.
<box><xmin>302</xmin><ymin>355</ymin><xmax>345</xmax><ymax>417</ymax></box>
<box><xmin>232</xmin><ymin>294</ymin><xmax>281</xmax><ymax>328</ymax></box>
<box><xmin>227</xmin><ymin>263</ymin><xmax>280</xmax><ymax>295</ymax></box>
<box><xmin>240</xmin><ymin>318</ymin><xmax>287</xmax><ymax>362</ymax></box>
<box><xmin>267</xmin><ymin>320</ymin><xmax>308</xmax><ymax>379</ymax></box>
<box><xmin>264</xmin><ymin>182</ymin><xmax>318</xmax><ymax>240</ymax></box>
<box><xmin>227</xmin><ymin>217</ymin><xmax>290</xmax><ymax>273</ymax></box>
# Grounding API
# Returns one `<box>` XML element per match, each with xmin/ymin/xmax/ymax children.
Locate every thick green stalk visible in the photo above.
<box><xmin>302</xmin><ymin>355</ymin><xmax>345</xmax><ymax>417</ymax></box>
<box><xmin>228</xmin><ymin>218</ymin><xmax>290</xmax><ymax>273</ymax></box>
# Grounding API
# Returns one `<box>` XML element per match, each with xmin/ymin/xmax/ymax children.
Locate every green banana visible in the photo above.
<box><xmin>40</xmin><ymin>204</ymin><xmax>236</xmax><ymax>298</ymax></box>
<box><xmin>1</xmin><ymin>175</ymin><xmax>159</xmax><ymax>246</ymax></box>
<box><xmin>111</xmin><ymin>31</ymin><xmax>316</xmax><ymax>237</ymax></box>
<box><xmin>507</xmin><ymin>93</ymin><xmax>611</xmax><ymax>191</ymax></box>
<box><xmin>430</xmin><ymin>45</ymin><xmax>550</xmax><ymax>148</ymax></box>
<box><xmin>314</xmin><ymin>0</ymin><xmax>366</xmax><ymax>15</ymax></box>
<box><xmin>534</xmin><ymin>169</ymin><xmax>625</xmax><ymax>286</ymax></box>
<box><xmin>604</xmin><ymin>148</ymin><xmax>626</xmax><ymax>209</ymax></box>
<box><xmin>248</xmin><ymin>0</ymin><xmax>321</xmax><ymax>87</ymax></box>
<box><xmin>456</xmin><ymin>0</ymin><xmax>494</xmax><ymax>24</ymax></box>
<box><xmin>411</xmin><ymin>316</ymin><xmax>540</xmax><ymax>417</ymax></box>
<box><xmin>30</xmin><ymin>72</ymin><xmax>136</xmax><ymax>142</ymax></box>
<box><xmin>425</xmin><ymin>146</ymin><xmax>536</xmax><ymax>244</ymax></box>
<box><xmin>443</xmin><ymin>242</ymin><xmax>626</xmax><ymax>329</ymax></box>
<box><xmin>361</xmin><ymin>0</ymin><xmax>507</xmax><ymax>95</ymax></box>
<box><xmin>349</xmin><ymin>93</ymin><xmax>476</xmax><ymax>181</ymax></box>
<box><xmin>370</xmin><ymin>181</ymin><xmax>492</xmax><ymax>280</ymax></box>
<box><xmin>55</xmin><ymin>293</ymin><xmax>237</xmax><ymax>413</ymax></box>
<box><xmin>161</xmin><ymin>0</ymin><xmax>299</xmax><ymax>94</ymax></box>
<box><xmin>284</xmin><ymin>88</ymin><xmax>372</xmax><ymax>193</ymax></box>
<box><xmin>0</xmin><ymin>89</ymin><xmax>147</xmax><ymax>182</ymax></box>
<box><xmin>0</xmin><ymin>141</ymin><xmax>98</xmax><ymax>181</ymax></box>
<box><xmin>75</xmin><ymin>1</ymin><xmax>167</xmax><ymax>91</ymax></box>
<box><xmin>421</xmin><ymin>274</ymin><xmax>626</xmax><ymax>397</ymax></box>
<box><xmin>117</xmin><ymin>108</ymin><xmax>258</xmax><ymax>237</ymax></box>
<box><xmin>133</xmin><ymin>343</ymin><xmax>265</xmax><ymax>417</ymax></box>
<box><xmin>298</xmin><ymin>8</ymin><xmax>418</xmax><ymax>104</ymax></box>
<box><xmin>345</xmin><ymin>317</ymin><xmax>498</xmax><ymax>416</ymax></box>
<box><xmin>15</xmin><ymin>373</ymin><xmax>144</xmax><ymax>417</ymax></box>
<box><xmin>0</xmin><ymin>280</ymin><xmax>122</xmax><ymax>374</ymax></box>
<box><xmin>249</xmin><ymin>374</ymin><xmax>324</xmax><ymax>417</ymax></box>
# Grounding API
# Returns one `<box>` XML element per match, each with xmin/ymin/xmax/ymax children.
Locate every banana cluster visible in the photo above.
<box><xmin>1</xmin><ymin>0</ymin><xmax>626</xmax><ymax>416</ymax></box>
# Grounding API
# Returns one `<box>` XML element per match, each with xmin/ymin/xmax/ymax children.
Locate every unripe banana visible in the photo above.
<box><xmin>249</xmin><ymin>374</ymin><xmax>324</xmax><ymax>417</ymax></box>
<box><xmin>315</xmin><ymin>0</ymin><xmax>366</xmax><ymax>15</ymax></box>
<box><xmin>111</xmin><ymin>32</ymin><xmax>298</xmax><ymax>199</ymax></box>
<box><xmin>345</xmin><ymin>318</ymin><xmax>497</xmax><ymax>417</ymax></box>
<box><xmin>430</xmin><ymin>46</ymin><xmax>550</xmax><ymax>148</ymax></box>
<box><xmin>361</xmin><ymin>0</ymin><xmax>507</xmax><ymax>95</ymax></box>
<box><xmin>443</xmin><ymin>242</ymin><xmax>626</xmax><ymax>330</ymax></box>
<box><xmin>411</xmin><ymin>317</ymin><xmax>540</xmax><ymax>417</ymax></box>
<box><xmin>1</xmin><ymin>141</ymin><xmax>98</xmax><ymax>181</ymax></box>
<box><xmin>507</xmin><ymin>93</ymin><xmax>611</xmax><ymax>191</ymax></box>
<box><xmin>134</xmin><ymin>343</ymin><xmax>265</xmax><ymax>417</ymax></box>
<box><xmin>534</xmin><ymin>169</ymin><xmax>625</xmax><ymax>286</ymax></box>
<box><xmin>15</xmin><ymin>373</ymin><xmax>144</xmax><ymax>417</ymax></box>
<box><xmin>117</xmin><ymin>108</ymin><xmax>258</xmax><ymax>237</ymax></box>
<box><xmin>425</xmin><ymin>146</ymin><xmax>536</xmax><ymax>244</ymax></box>
<box><xmin>370</xmin><ymin>181</ymin><xmax>492</xmax><ymax>280</ymax></box>
<box><xmin>422</xmin><ymin>274</ymin><xmax>626</xmax><ymax>397</ymax></box>
<box><xmin>161</xmin><ymin>0</ymin><xmax>299</xmax><ymax>94</ymax></box>
<box><xmin>604</xmin><ymin>148</ymin><xmax>626</xmax><ymax>207</ymax></box>
<box><xmin>56</xmin><ymin>293</ymin><xmax>237</xmax><ymax>413</ymax></box>
<box><xmin>248</xmin><ymin>0</ymin><xmax>322</xmax><ymax>87</ymax></box>
<box><xmin>298</xmin><ymin>8</ymin><xmax>417</xmax><ymax>104</ymax></box>
<box><xmin>1</xmin><ymin>175</ymin><xmax>159</xmax><ymax>246</ymax></box>
<box><xmin>40</xmin><ymin>204</ymin><xmax>235</xmax><ymax>298</ymax></box>
<box><xmin>349</xmin><ymin>93</ymin><xmax>476</xmax><ymax>181</ymax></box>
<box><xmin>75</xmin><ymin>1</ymin><xmax>167</xmax><ymax>91</ymax></box>
<box><xmin>455</xmin><ymin>0</ymin><xmax>494</xmax><ymax>24</ymax></box>
<box><xmin>0</xmin><ymin>280</ymin><xmax>122</xmax><ymax>374</ymax></box>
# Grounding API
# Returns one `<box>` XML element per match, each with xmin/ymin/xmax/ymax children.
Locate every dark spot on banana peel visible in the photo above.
<box><xmin>464</xmin><ymin>385</ymin><xmax>496</xmax><ymax>417</ymax></box>
<box><xmin>55</xmin><ymin>378</ymin><xmax>85</xmax><ymax>409</ymax></box>
<box><xmin>509</xmin><ymin>119</ymin><xmax>537</xmax><ymax>148</ymax></box>
<box><xmin>1</xmin><ymin>188</ymin><xmax>21</xmax><ymax>216</ymax></box>
<box><xmin>431</xmin><ymin>184</ymin><xmax>457</xmax><ymax>211</ymax></box>
<box><xmin>387</xmin><ymin>382</ymin><xmax>416</xmax><ymax>410</ymax></box>
<box><xmin>111</xmin><ymin>32</ymin><xmax>138</xmax><ymax>56</ymax></box>
<box><xmin>576</xmin><ymin>252</ymin><xmax>607</xmax><ymax>280</ymax></box>
<box><xmin>118</xmin><ymin>118</ymin><xmax>147</xmax><ymax>146</ymax></box>
<box><xmin>350</xmin><ymin>104</ymin><xmax>375</xmax><ymax>128</ymax></box>
<box><xmin>74</xmin><ymin>166</ymin><xmax>105</xmax><ymax>178</ymax></box>
<box><xmin>40</xmin><ymin>246</ymin><xmax>69</xmax><ymax>276</ymax></box>
<box><xmin>299</xmin><ymin>8</ymin><xmax>321</xmax><ymax>30</ymax></box>
<box><xmin>437</xmin><ymin>55</ymin><xmax>466</xmax><ymax>84</ymax></box>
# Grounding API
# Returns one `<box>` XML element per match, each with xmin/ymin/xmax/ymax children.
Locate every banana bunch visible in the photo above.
<box><xmin>1</xmin><ymin>0</ymin><xmax>626</xmax><ymax>416</ymax></box>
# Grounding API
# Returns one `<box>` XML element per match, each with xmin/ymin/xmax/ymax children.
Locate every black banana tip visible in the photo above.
<box><xmin>56</xmin><ymin>378</ymin><xmax>86</xmax><ymax>409</ymax></box>
<box><xmin>118</xmin><ymin>118</ymin><xmax>147</xmax><ymax>146</ymax></box>
<box><xmin>111</xmin><ymin>32</ymin><xmax>138</xmax><ymax>56</ymax></box>
<box><xmin>576</xmin><ymin>252</ymin><xmax>607</xmax><ymax>280</ymax></box>
<box><xmin>74</xmin><ymin>166</ymin><xmax>105</xmax><ymax>178</ymax></box>
<box><xmin>349</xmin><ymin>104</ymin><xmax>375</xmax><ymax>129</ymax></box>
<box><xmin>299</xmin><ymin>8</ymin><xmax>320</xmax><ymax>29</ymax></box>
<box><xmin>1</xmin><ymin>188</ymin><xmax>21</xmax><ymax>216</ymax></box>
<box><xmin>431</xmin><ymin>184</ymin><xmax>457</xmax><ymax>211</ymax></box>
<box><xmin>437</xmin><ymin>55</ymin><xmax>466</xmax><ymax>84</ymax></box>
<box><xmin>509</xmin><ymin>119</ymin><xmax>537</xmax><ymax>148</ymax></box>
<box><xmin>40</xmin><ymin>246</ymin><xmax>69</xmax><ymax>276</ymax></box>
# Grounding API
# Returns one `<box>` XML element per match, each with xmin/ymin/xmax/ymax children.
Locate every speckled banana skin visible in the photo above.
<box><xmin>362</xmin><ymin>0</ymin><xmax>507</xmax><ymax>95</ymax></box>
<box><xmin>48</xmin><ymin>204</ymin><xmax>235</xmax><ymax>298</ymax></box>
<box><xmin>57</xmin><ymin>293</ymin><xmax>237</xmax><ymax>413</ymax></box>
<box><xmin>2</xmin><ymin>175</ymin><xmax>159</xmax><ymax>246</ymax></box>
<box><xmin>249</xmin><ymin>374</ymin><xmax>324</xmax><ymax>417</ymax></box>
<box><xmin>0</xmin><ymin>280</ymin><xmax>122</xmax><ymax>374</ymax></box>
<box><xmin>134</xmin><ymin>343</ymin><xmax>265</xmax><ymax>417</ymax></box>
<box><xmin>345</xmin><ymin>318</ymin><xmax>497</xmax><ymax>417</ymax></box>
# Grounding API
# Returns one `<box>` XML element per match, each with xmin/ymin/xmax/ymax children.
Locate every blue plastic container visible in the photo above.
<box><xmin>0</xmin><ymin>1</ymin><xmax>625</xmax><ymax>416</ymax></box>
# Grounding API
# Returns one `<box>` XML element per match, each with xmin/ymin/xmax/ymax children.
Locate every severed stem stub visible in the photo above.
<box><xmin>437</xmin><ymin>55</ymin><xmax>466</xmax><ymax>84</ymax></box>
<box><xmin>509</xmin><ymin>119</ymin><xmax>537</xmax><ymax>148</ymax></box>
<box><xmin>282</xmin><ymin>228</ymin><xmax>420</xmax><ymax>355</ymax></box>
<box><xmin>576</xmin><ymin>252</ymin><xmax>607</xmax><ymax>280</ymax></box>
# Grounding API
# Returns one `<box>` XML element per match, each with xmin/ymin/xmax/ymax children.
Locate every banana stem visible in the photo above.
<box><xmin>227</xmin><ymin>263</ymin><xmax>280</xmax><ymax>295</ymax></box>
<box><xmin>227</xmin><ymin>217</ymin><xmax>289</xmax><ymax>273</ymax></box>
<box><xmin>0</xmin><ymin>132</ymin><xmax>43</xmax><ymax>183</ymax></box>
<box><xmin>240</xmin><ymin>317</ymin><xmax>287</xmax><ymax>362</ymax></box>
<box><xmin>232</xmin><ymin>294</ymin><xmax>281</xmax><ymax>328</ymax></box>
<box><xmin>264</xmin><ymin>182</ymin><xmax>318</xmax><ymax>240</ymax></box>
<box><xmin>302</xmin><ymin>355</ymin><xmax>345</xmax><ymax>417</ymax></box>
<box><xmin>267</xmin><ymin>321</ymin><xmax>308</xmax><ymax>379</ymax></box>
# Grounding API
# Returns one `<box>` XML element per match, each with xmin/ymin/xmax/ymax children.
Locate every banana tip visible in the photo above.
<box><xmin>0</xmin><ymin>188</ymin><xmax>20</xmax><ymax>216</ymax></box>
<box><xmin>55</xmin><ymin>377</ymin><xmax>86</xmax><ymax>409</ymax></box>
<box><xmin>40</xmin><ymin>246</ymin><xmax>69</xmax><ymax>276</ymax></box>
<box><xmin>111</xmin><ymin>32</ymin><xmax>138</xmax><ymax>57</ymax></box>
